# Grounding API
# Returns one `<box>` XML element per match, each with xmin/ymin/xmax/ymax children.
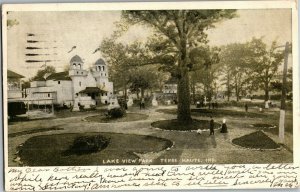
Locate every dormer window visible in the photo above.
<box><xmin>58</xmin><ymin>81</ymin><xmax>60</xmax><ymax>84</ymax></box>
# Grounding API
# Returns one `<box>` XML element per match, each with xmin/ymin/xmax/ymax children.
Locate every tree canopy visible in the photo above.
<box><xmin>121</xmin><ymin>10</ymin><xmax>236</xmax><ymax>123</ymax></box>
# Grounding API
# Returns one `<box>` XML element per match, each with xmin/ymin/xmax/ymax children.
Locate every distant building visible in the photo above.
<box><xmin>163</xmin><ymin>77</ymin><xmax>177</xmax><ymax>94</ymax></box>
<box><xmin>26</xmin><ymin>55</ymin><xmax>114</xmax><ymax>111</ymax></box>
<box><xmin>7</xmin><ymin>70</ymin><xmax>24</xmax><ymax>101</ymax></box>
<box><xmin>7</xmin><ymin>70</ymin><xmax>27</xmax><ymax>117</ymax></box>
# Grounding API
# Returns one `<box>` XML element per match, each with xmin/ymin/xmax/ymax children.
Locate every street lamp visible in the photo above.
<box><xmin>277</xmin><ymin>42</ymin><xmax>291</xmax><ymax>144</ymax></box>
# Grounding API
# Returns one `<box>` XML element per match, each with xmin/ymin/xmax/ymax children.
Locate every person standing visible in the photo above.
<box><xmin>220</xmin><ymin>118</ymin><xmax>228</xmax><ymax>133</ymax></box>
<box><xmin>141</xmin><ymin>97</ymin><xmax>145</xmax><ymax>109</ymax></box>
<box><xmin>245</xmin><ymin>103</ymin><xmax>248</xmax><ymax>112</ymax></box>
<box><xmin>210</xmin><ymin>117</ymin><xmax>214</xmax><ymax>135</ymax></box>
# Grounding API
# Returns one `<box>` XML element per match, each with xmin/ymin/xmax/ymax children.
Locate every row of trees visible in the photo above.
<box><xmin>203</xmin><ymin>38</ymin><xmax>287</xmax><ymax>102</ymax></box>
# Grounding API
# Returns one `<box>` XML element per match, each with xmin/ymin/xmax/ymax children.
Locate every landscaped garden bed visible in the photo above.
<box><xmin>16</xmin><ymin>132</ymin><xmax>173</xmax><ymax>166</ymax></box>
<box><xmin>232</xmin><ymin>131</ymin><xmax>280</xmax><ymax>150</ymax></box>
<box><xmin>151</xmin><ymin>119</ymin><xmax>221</xmax><ymax>131</ymax></box>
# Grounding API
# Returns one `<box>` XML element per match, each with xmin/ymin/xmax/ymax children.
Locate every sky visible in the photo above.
<box><xmin>6</xmin><ymin>9</ymin><xmax>292</xmax><ymax>79</ymax></box>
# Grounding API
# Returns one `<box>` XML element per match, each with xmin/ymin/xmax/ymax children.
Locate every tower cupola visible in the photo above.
<box><xmin>70</xmin><ymin>55</ymin><xmax>83</xmax><ymax>70</ymax></box>
<box><xmin>94</xmin><ymin>58</ymin><xmax>107</xmax><ymax>77</ymax></box>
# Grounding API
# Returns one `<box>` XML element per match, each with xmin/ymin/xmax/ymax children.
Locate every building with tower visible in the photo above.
<box><xmin>26</xmin><ymin>55</ymin><xmax>114</xmax><ymax>111</ymax></box>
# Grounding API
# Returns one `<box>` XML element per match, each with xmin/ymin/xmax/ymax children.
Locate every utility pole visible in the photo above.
<box><xmin>279</xmin><ymin>42</ymin><xmax>290</xmax><ymax>144</ymax></box>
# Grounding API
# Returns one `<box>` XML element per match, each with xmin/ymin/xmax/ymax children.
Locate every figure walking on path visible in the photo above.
<box><xmin>210</xmin><ymin>117</ymin><xmax>214</xmax><ymax>135</ymax></box>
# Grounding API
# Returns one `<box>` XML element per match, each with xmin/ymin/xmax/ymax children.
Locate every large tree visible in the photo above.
<box><xmin>189</xmin><ymin>46</ymin><xmax>221</xmax><ymax>103</ymax></box>
<box><xmin>219</xmin><ymin>43</ymin><xmax>252</xmax><ymax>101</ymax></box>
<box><xmin>246</xmin><ymin>38</ymin><xmax>285</xmax><ymax>101</ymax></box>
<box><xmin>122</xmin><ymin>10</ymin><xmax>236</xmax><ymax>123</ymax></box>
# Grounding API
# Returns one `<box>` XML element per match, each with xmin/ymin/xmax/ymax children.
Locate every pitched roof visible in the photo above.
<box><xmin>70</xmin><ymin>55</ymin><xmax>83</xmax><ymax>63</ymax></box>
<box><xmin>79</xmin><ymin>87</ymin><xmax>107</xmax><ymax>94</ymax></box>
<box><xmin>7</xmin><ymin>70</ymin><xmax>24</xmax><ymax>79</ymax></box>
<box><xmin>46</xmin><ymin>71</ymin><xmax>71</xmax><ymax>81</ymax></box>
<box><xmin>95</xmin><ymin>58</ymin><xmax>106</xmax><ymax>65</ymax></box>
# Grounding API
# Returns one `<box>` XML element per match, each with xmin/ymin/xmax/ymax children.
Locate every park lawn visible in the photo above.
<box><xmin>18</xmin><ymin>132</ymin><xmax>173</xmax><ymax>166</ymax></box>
<box><xmin>85</xmin><ymin>113</ymin><xmax>148</xmax><ymax>123</ymax></box>
<box><xmin>156</xmin><ymin>108</ymin><xmax>293</xmax><ymax>134</ymax></box>
<box><xmin>151</xmin><ymin>119</ymin><xmax>221</xmax><ymax>131</ymax></box>
<box><xmin>54</xmin><ymin>108</ymin><xmax>106</xmax><ymax>118</ymax></box>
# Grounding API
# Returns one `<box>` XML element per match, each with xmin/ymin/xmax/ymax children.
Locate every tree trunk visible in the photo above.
<box><xmin>191</xmin><ymin>80</ymin><xmax>196</xmax><ymax>104</ymax></box>
<box><xmin>264</xmin><ymin>81</ymin><xmax>269</xmax><ymax>101</ymax></box>
<box><xmin>124</xmin><ymin>83</ymin><xmax>127</xmax><ymax>100</ymax></box>
<box><xmin>227</xmin><ymin>74</ymin><xmax>230</xmax><ymax>101</ymax></box>
<box><xmin>177</xmin><ymin>71</ymin><xmax>192</xmax><ymax>123</ymax></box>
<box><xmin>176</xmin><ymin>23</ymin><xmax>192</xmax><ymax>124</ymax></box>
<box><xmin>141</xmin><ymin>89</ymin><xmax>145</xmax><ymax>98</ymax></box>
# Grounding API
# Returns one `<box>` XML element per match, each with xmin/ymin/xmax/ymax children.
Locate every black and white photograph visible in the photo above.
<box><xmin>2</xmin><ymin>1</ymin><xmax>299</xmax><ymax>191</ymax></box>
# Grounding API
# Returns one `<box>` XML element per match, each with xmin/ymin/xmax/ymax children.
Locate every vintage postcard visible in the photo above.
<box><xmin>2</xmin><ymin>1</ymin><xmax>299</xmax><ymax>191</ymax></box>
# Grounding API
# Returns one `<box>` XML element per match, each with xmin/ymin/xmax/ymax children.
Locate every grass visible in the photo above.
<box><xmin>151</xmin><ymin>119</ymin><xmax>221</xmax><ymax>131</ymax></box>
<box><xmin>8</xmin><ymin>127</ymin><xmax>63</xmax><ymax>138</ymax></box>
<box><xmin>18</xmin><ymin>132</ymin><xmax>173</xmax><ymax>166</ymax></box>
<box><xmin>54</xmin><ymin>108</ymin><xmax>106</xmax><ymax>118</ymax></box>
<box><xmin>232</xmin><ymin>131</ymin><xmax>280</xmax><ymax>149</ymax></box>
<box><xmin>85</xmin><ymin>113</ymin><xmax>148</xmax><ymax>123</ymax></box>
<box><xmin>252</xmin><ymin>123</ymin><xmax>276</xmax><ymax>128</ymax></box>
<box><xmin>156</xmin><ymin>108</ymin><xmax>293</xmax><ymax>134</ymax></box>
<box><xmin>157</xmin><ymin>108</ymin><xmax>268</xmax><ymax>118</ymax></box>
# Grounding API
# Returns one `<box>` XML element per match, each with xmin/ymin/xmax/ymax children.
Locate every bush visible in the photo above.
<box><xmin>90</xmin><ymin>105</ymin><xmax>96</xmax><ymax>110</ymax></box>
<box><xmin>108</xmin><ymin>107</ymin><xmax>126</xmax><ymax>118</ymax></box>
<box><xmin>65</xmin><ymin>135</ymin><xmax>110</xmax><ymax>155</ymax></box>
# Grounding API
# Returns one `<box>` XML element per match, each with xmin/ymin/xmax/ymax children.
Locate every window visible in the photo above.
<box><xmin>105</xmin><ymin>73</ymin><xmax>106</xmax><ymax>76</ymax></box>
<box><xmin>78</xmin><ymin>64</ymin><xmax>81</xmax><ymax>69</ymax></box>
<box><xmin>79</xmin><ymin>82</ymin><xmax>81</xmax><ymax>86</ymax></box>
<box><xmin>98</xmin><ymin>66</ymin><xmax>101</xmax><ymax>71</ymax></box>
<box><xmin>48</xmin><ymin>93</ymin><xmax>50</xmax><ymax>97</ymax></box>
<box><xmin>73</xmin><ymin>63</ymin><xmax>76</xmax><ymax>68</ymax></box>
<box><xmin>76</xmin><ymin>93</ymin><xmax>78</xmax><ymax>96</ymax></box>
<box><xmin>103</xmin><ymin>66</ymin><xmax>105</xmax><ymax>71</ymax></box>
<box><xmin>58</xmin><ymin>81</ymin><xmax>60</xmax><ymax>84</ymax></box>
<box><xmin>77</xmin><ymin>71</ymin><xmax>79</xmax><ymax>74</ymax></box>
<box><xmin>101</xmin><ymin>73</ymin><xmax>103</xmax><ymax>76</ymax></box>
<box><xmin>81</xmin><ymin>72</ymin><xmax>83</xmax><ymax>74</ymax></box>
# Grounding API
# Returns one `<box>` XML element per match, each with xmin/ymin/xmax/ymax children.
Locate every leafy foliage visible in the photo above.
<box><xmin>32</xmin><ymin>66</ymin><xmax>56</xmax><ymax>81</ymax></box>
<box><xmin>121</xmin><ymin>10</ymin><xmax>236</xmax><ymax>122</ymax></box>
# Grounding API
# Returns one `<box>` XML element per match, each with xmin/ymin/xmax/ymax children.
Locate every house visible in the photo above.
<box><xmin>26</xmin><ymin>55</ymin><xmax>114</xmax><ymax>111</ymax></box>
<box><xmin>163</xmin><ymin>77</ymin><xmax>177</xmax><ymax>94</ymax></box>
<box><xmin>7</xmin><ymin>70</ymin><xmax>24</xmax><ymax>100</ymax></box>
<box><xmin>7</xmin><ymin>70</ymin><xmax>27</xmax><ymax>117</ymax></box>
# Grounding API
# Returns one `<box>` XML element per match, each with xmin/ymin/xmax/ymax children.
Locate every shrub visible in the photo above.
<box><xmin>90</xmin><ymin>105</ymin><xmax>96</xmax><ymax>110</ymax></box>
<box><xmin>108</xmin><ymin>107</ymin><xmax>126</xmax><ymax>118</ymax></box>
<box><xmin>65</xmin><ymin>135</ymin><xmax>110</xmax><ymax>155</ymax></box>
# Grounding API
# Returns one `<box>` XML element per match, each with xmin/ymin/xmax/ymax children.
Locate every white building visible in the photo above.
<box><xmin>163</xmin><ymin>77</ymin><xmax>177</xmax><ymax>94</ymax></box>
<box><xmin>26</xmin><ymin>55</ymin><xmax>114</xmax><ymax>111</ymax></box>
